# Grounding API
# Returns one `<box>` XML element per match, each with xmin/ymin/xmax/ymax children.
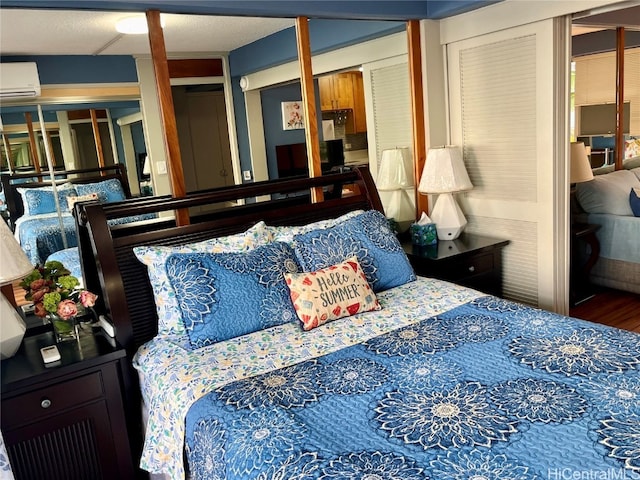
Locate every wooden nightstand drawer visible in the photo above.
<box><xmin>2</xmin><ymin>372</ymin><xmax>103</xmax><ymax>429</ymax></box>
<box><xmin>402</xmin><ymin>233</ymin><xmax>509</xmax><ymax>297</ymax></box>
<box><xmin>443</xmin><ymin>252</ymin><xmax>494</xmax><ymax>280</ymax></box>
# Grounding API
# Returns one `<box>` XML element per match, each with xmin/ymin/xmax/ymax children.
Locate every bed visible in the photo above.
<box><xmin>75</xmin><ymin>166</ymin><xmax>640</xmax><ymax>480</ymax></box>
<box><xmin>1</xmin><ymin>165</ymin><xmax>154</xmax><ymax>267</ymax></box>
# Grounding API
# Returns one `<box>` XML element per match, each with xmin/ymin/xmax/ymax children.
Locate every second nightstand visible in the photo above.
<box><xmin>402</xmin><ymin>232</ymin><xmax>509</xmax><ymax>297</ymax></box>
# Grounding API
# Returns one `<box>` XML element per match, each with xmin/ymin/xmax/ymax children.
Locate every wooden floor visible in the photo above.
<box><xmin>569</xmin><ymin>287</ymin><xmax>640</xmax><ymax>333</ymax></box>
<box><xmin>12</xmin><ymin>282</ymin><xmax>640</xmax><ymax>333</ymax></box>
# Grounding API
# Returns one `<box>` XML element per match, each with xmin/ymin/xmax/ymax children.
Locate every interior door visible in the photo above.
<box><xmin>446</xmin><ymin>18</ymin><xmax>571</xmax><ymax>312</ymax></box>
<box><xmin>174</xmin><ymin>87</ymin><xmax>234</xmax><ymax>193</ymax></box>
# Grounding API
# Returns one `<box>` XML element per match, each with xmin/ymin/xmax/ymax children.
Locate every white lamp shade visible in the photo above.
<box><xmin>0</xmin><ymin>219</ymin><xmax>33</xmax><ymax>285</ymax></box>
<box><xmin>418</xmin><ymin>145</ymin><xmax>473</xmax><ymax>194</ymax></box>
<box><xmin>570</xmin><ymin>142</ymin><xmax>594</xmax><ymax>184</ymax></box>
<box><xmin>376</xmin><ymin>147</ymin><xmax>414</xmax><ymax>191</ymax></box>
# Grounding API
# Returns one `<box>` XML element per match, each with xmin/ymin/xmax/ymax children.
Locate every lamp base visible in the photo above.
<box><xmin>430</xmin><ymin>193</ymin><xmax>467</xmax><ymax>241</ymax></box>
<box><xmin>0</xmin><ymin>292</ymin><xmax>26</xmax><ymax>359</ymax></box>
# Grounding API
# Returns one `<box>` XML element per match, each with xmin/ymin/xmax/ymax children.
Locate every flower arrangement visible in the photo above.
<box><xmin>20</xmin><ymin>261</ymin><xmax>98</xmax><ymax>320</ymax></box>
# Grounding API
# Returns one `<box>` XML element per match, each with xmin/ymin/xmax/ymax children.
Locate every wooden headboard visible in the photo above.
<box><xmin>1</xmin><ymin>164</ymin><xmax>130</xmax><ymax>225</ymax></box>
<box><xmin>75</xmin><ymin>166</ymin><xmax>384</xmax><ymax>356</ymax></box>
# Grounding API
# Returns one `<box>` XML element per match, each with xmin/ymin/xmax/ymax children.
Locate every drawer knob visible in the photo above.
<box><xmin>41</xmin><ymin>398</ymin><xmax>52</xmax><ymax>409</ymax></box>
<box><xmin>468</xmin><ymin>266</ymin><xmax>475</xmax><ymax>273</ymax></box>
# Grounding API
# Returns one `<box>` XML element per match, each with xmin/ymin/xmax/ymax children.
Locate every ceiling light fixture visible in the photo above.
<box><xmin>115</xmin><ymin>15</ymin><xmax>165</xmax><ymax>35</ymax></box>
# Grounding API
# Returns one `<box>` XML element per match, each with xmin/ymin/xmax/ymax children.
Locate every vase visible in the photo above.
<box><xmin>48</xmin><ymin>314</ymin><xmax>79</xmax><ymax>343</ymax></box>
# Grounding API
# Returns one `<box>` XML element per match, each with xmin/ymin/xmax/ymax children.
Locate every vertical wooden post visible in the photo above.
<box><xmin>90</xmin><ymin>109</ymin><xmax>106</xmax><ymax>170</ymax></box>
<box><xmin>146</xmin><ymin>9</ymin><xmax>189</xmax><ymax>225</ymax></box>
<box><xmin>45</xmin><ymin>131</ymin><xmax>57</xmax><ymax>168</ymax></box>
<box><xmin>407</xmin><ymin>20</ymin><xmax>428</xmax><ymax>218</ymax></box>
<box><xmin>2</xmin><ymin>134</ymin><xmax>15</xmax><ymax>172</ymax></box>
<box><xmin>295</xmin><ymin>16</ymin><xmax>323</xmax><ymax>202</ymax></box>
<box><xmin>24</xmin><ymin>112</ymin><xmax>41</xmax><ymax>173</ymax></box>
<box><xmin>615</xmin><ymin>27</ymin><xmax>625</xmax><ymax>171</ymax></box>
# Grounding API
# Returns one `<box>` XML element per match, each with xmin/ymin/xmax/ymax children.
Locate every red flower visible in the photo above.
<box><xmin>33</xmin><ymin>302</ymin><xmax>47</xmax><ymax>318</ymax></box>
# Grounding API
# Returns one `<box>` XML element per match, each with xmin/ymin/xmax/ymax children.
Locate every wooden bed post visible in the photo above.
<box><xmin>24</xmin><ymin>112</ymin><xmax>41</xmax><ymax>174</ymax></box>
<box><xmin>90</xmin><ymin>109</ymin><xmax>106</xmax><ymax>171</ymax></box>
<box><xmin>295</xmin><ymin>16</ymin><xmax>323</xmax><ymax>203</ymax></box>
<box><xmin>407</xmin><ymin>20</ymin><xmax>428</xmax><ymax>219</ymax></box>
<box><xmin>615</xmin><ymin>26</ymin><xmax>625</xmax><ymax>171</ymax></box>
<box><xmin>146</xmin><ymin>9</ymin><xmax>190</xmax><ymax>226</ymax></box>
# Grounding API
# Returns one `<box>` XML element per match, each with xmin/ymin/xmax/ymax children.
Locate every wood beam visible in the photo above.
<box><xmin>295</xmin><ymin>16</ymin><xmax>323</xmax><ymax>203</ymax></box>
<box><xmin>90</xmin><ymin>109</ymin><xmax>106</xmax><ymax>170</ymax></box>
<box><xmin>615</xmin><ymin>27</ymin><xmax>625</xmax><ymax>171</ymax></box>
<box><xmin>24</xmin><ymin>112</ymin><xmax>41</xmax><ymax>173</ymax></box>
<box><xmin>146</xmin><ymin>9</ymin><xmax>189</xmax><ymax>225</ymax></box>
<box><xmin>407</xmin><ymin>20</ymin><xmax>428</xmax><ymax>219</ymax></box>
<box><xmin>45</xmin><ymin>130</ymin><xmax>57</xmax><ymax>168</ymax></box>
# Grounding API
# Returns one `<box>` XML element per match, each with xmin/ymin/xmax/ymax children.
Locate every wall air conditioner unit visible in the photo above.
<box><xmin>0</xmin><ymin>62</ymin><xmax>41</xmax><ymax>99</ymax></box>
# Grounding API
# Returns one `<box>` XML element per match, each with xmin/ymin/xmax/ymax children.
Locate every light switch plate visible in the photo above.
<box><xmin>243</xmin><ymin>170</ymin><xmax>252</xmax><ymax>181</ymax></box>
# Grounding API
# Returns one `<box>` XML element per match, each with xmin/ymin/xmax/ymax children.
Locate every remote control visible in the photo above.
<box><xmin>40</xmin><ymin>345</ymin><xmax>61</xmax><ymax>363</ymax></box>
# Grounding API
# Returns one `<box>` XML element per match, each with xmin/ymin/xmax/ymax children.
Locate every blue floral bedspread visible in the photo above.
<box><xmin>15</xmin><ymin>212</ymin><xmax>158</xmax><ymax>266</ymax></box>
<box><xmin>183</xmin><ymin>295</ymin><xmax>640</xmax><ymax>480</ymax></box>
<box><xmin>15</xmin><ymin>213</ymin><xmax>77</xmax><ymax>266</ymax></box>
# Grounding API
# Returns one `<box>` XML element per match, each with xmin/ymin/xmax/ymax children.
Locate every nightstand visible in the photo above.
<box><xmin>570</xmin><ymin>222</ymin><xmax>601</xmax><ymax>306</ymax></box>
<box><xmin>1</xmin><ymin>327</ymin><xmax>135</xmax><ymax>480</ymax></box>
<box><xmin>402</xmin><ymin>232</ymin><xmax>509</xmax><ymax>297</ymax></box>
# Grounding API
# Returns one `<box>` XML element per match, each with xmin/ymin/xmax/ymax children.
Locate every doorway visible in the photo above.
<box><xmin>172</xmin><ymin>84</ymin><xmax>234</xmax><ymax>193</ymax></box>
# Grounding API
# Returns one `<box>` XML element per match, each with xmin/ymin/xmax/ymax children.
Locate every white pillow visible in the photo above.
<box><xmin>133</xmin><ymin>221</ymin><xmax>273</xmax><ymax>336</ymax></box>
<box><xmin>576</xmin><ymin>169</ymin><xmax>640</xmax><ymax>216</ymax></box>
<box><xmin>265</xmin><ymin>210</ymin><xmax>364</xmax><ymax>244</ymax></box>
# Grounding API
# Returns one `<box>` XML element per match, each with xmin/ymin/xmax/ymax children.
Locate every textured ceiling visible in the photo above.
<box><xmin>0</xmin><ymin>9</ymin><xmax>295</xmax><ymax>56</ymax></box>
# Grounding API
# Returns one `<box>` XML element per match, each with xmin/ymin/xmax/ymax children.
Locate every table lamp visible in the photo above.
<box><xmin>570</xmin><ymin>142</ymin><xmax>594</xmax><ymax>184</ymax></box>
<box><xmin>418</xmin><ymin>145</ymin><xmax>473</xmax><ymax>240</ymax></box>
<box><xmin>376</xmin><ymin>147</ymin><xmax>415</xmax><ymax>231</ymax></box>
<box><xmin>0</xmin><ymin>219</ymin><xmax>34</xmax><ymax>359</ymax></box>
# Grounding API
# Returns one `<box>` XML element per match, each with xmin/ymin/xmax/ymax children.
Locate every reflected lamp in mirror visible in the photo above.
<box><xmin>418</xmin><ymin>145</ymin><xmax>473</xmax><ymax>241</ymax></box>
<box><xmin>376</xmin><ymin>147</ymin><xmax>415</xmax><ymax>231</ymax></box>
<box><xmin>142</xmin><ymin>155</ymin><xmax>151</xmax><ymax>177</ymax></box>
<box><xmin>570</xmin><ymin>142</ymin><xmax>594</xmax><ymax>184</ymax></box>
<box><xmin>0</xmin><ymin>219</ymin><xmax>33</xmax><ymax>359</ymax></box>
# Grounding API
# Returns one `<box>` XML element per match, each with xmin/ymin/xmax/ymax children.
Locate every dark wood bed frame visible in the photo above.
<box><xmin>1</xmin><ymin>164</ymin><xmax>131</xmax><ymax>227</ymax></box>
<box><xmin>74</xmin><ymin>166</ymin><xmax>383</xmax><ymax>474</ymax></box>
<box><xmin>75</xmin><ymin>166</ymin><xmax>383</xmax><ymax>356</ymax></box>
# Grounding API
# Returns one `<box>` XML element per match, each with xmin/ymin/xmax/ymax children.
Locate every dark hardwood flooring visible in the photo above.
<box><xmin>570</xmin><ymin>287</ymin><xmax>640</xmax><ymax>333</ymax></box>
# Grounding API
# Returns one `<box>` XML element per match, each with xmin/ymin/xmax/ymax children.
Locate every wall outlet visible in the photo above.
<box><xmin>243</xmin><ymin>170</ymin><xmax>252</xmax><ymax>181</ymax></box>
<box><xmin>156</xmin><ymin>161</ymin><xmax>167</xmax><ymax>175</ymax></box>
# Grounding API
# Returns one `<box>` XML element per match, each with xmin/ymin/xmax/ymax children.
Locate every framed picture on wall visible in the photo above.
<box><xmin>282</xmin><ymin>101</ymin><xmax>305</xmax><ymax>130</ymax></box>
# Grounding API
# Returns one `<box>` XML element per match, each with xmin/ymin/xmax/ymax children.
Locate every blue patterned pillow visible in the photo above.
<box><xmin>165</xmin><ymin>242</ymin><xmax>300</xmax><ymax>349</ymax></box>
<box><xmin>18</xmin><ymin>184</ymin><xmax>77</xmax><ymax>216</ymax></box>
<box><xmin>293</xmin><ymin>209</ymin><xmax>416</xmax><ymax>292</ymax></box>
<box><xmin>75</xmin><ymin>178</ymin><xmax>126</xmax><ymax>203</ymax></box>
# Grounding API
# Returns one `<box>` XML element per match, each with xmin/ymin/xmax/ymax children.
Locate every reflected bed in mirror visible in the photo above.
<box><xmin>0</xmin><ymin>165</ymin><xmax>157</xmax><ymax>271</ymax></box>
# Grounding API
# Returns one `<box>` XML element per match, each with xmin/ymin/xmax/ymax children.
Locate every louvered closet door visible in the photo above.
<box><xmin>364</xmin><ymin>56</ymin><xmax>413</xmax><ymax>177</ymax></box>
<box><xmin>363</xmin><ymin>55</ymin><xmax>416</xmax><ymax>218</ymax></box>
<box><xmin>447</xmin><ymin>19</ymin><xmax>569</xmax><ymax>311</ymax></box>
